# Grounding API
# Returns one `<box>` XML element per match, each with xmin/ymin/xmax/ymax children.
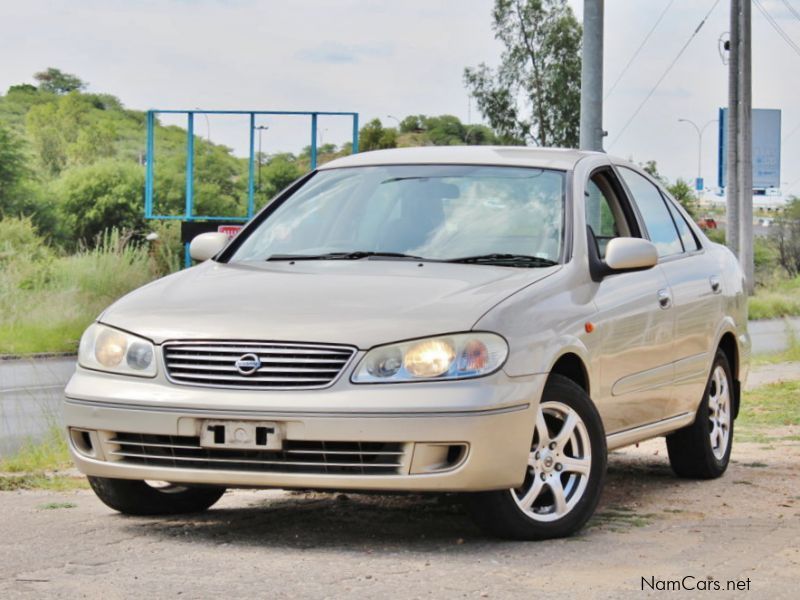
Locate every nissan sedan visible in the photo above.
<box><xmin>65</xmin><ymin>146</ymin><xmax>749</xmax><ymax>539</ymax></box>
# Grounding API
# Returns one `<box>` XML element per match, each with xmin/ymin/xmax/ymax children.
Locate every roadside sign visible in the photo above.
<box><xmin>718</xmin><ymin>108</ymin><xmax>781</xmax><ymax>190</ymax></box>
<box><xmin>695</xmin><ymin>177</ymin><xmax>704</xmax><ymax>191</ymax></box>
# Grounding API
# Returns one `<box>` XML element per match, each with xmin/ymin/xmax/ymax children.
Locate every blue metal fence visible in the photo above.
<box><xmin>144</xmin><ymin>109</ymin><xmax>359</xmax><ymax>266</ymax></box>
<box><xmin>144</xmin><ymin>109</ymin><xmax>359</xmax><ymax>222</ymax></box>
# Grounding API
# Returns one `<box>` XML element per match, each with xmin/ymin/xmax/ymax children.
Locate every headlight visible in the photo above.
<box><xmin>352</xmin><ymin>333</ymin><xmax>508</xmax><ymax>383</ymax></box>
<box><xmin>78</xmin><ymin>323</ymin><xmax>157</xmax><ymax>378</ymax></box>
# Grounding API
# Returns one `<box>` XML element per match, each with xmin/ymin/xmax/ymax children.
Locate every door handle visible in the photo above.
<box><xmin>709</xmin><ymin>275</ymin><xmax>722</xmax><ymax>294</ymax></box>
<box><xmin>657</xmin><ymin>288</ymin><xmax>672</xmax><ymax>309</ymax></box>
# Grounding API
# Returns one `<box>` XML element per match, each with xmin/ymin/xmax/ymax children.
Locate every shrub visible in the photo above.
<box><xmin>0</xmin><ymin>226</ymin><xmax>157</xmax><ymax>354</ymax></box>
<box><xmin>56</xmin><ymin>159</ymin><xmax>145</xmax><ymax>245</ymax></box>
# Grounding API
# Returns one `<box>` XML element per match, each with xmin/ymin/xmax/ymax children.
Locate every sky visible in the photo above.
<box><xmin>1</xmin><ymin>0</ymin><xmax>799</xmax><ymax>194</ymax></box>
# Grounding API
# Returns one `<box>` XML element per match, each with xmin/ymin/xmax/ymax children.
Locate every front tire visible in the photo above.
<box><xmin>467</xmin><ymin>375</ymin><xmax>607</xmax><ymax>540</ymax></box>
<box><xmin>666</xmin><ymin>350</ymin><xmax>734</xmax><ymax>479</ymax></box>
<box><xmin>88</xmin><ymin>476</ymin><xmax>226</xmax><ymax>516</ymax></box>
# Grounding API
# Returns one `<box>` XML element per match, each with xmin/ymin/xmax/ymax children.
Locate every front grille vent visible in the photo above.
<box><xmin>163</xmin><ymin>341</ymin><xmax>356</xmax><ymax>390</ymax></box>
<box><xmin>107</xmin><ymin>433</ymin><xmax>405</xmax><ymax>475</ymax></box>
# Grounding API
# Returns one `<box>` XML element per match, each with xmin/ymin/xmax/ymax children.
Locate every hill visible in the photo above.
<box><xmin>0</xmin><ymin>68</ymin><xmax>505</xmax><ymax>249</ymax></box>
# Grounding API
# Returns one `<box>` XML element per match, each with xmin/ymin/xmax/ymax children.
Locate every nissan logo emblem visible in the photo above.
<box><xmin>234</xmin><ymin>353</ymin><xmax>262</xmax><ymax>376</ymax></box>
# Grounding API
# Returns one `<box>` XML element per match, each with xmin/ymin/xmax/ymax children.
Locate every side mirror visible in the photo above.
<box><xmin>604</xmin><ymin>237</ymin><xmax>658</xmax><ymax>272</ymax></box>
<box><xmin>189</xmin><ymin>232</ymin><xmax>228</xmax><ymax>262</ymax></box>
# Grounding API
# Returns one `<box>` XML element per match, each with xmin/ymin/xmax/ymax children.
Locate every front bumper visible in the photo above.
<box><xmin>64</xmin><ymin>367</ymin><xmax>545</xmax><ymax>492</ymax></box>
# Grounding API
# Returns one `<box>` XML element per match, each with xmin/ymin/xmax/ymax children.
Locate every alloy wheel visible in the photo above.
<box><xmin>510</xmin><ymin>400</ymin><xmax>592</xmax><ymax>522</ymax></box>
<box><xmin>708</xmin><ymin>365</ymin><xmax>731</xmax><ymax>460</ymax></box>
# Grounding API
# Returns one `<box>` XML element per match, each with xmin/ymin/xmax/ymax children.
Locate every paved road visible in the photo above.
<box><xmin>1</xmin><ymin>438</ymin><xmax>797</xmax><ymax>598</ymax></box>
<box><xmin>0</xmin><ymin>318</ymin><xmax>796</xmax><ymax>457</ymax></box>
<box><xmin>749</xmin><ymin>317</ymin><xmax>800</xmax><ymax>355</ymax></box>
<box><xmin>0</xmin><ymin>358</ymin><xmax>75</xmax><ymax>456</ymax></box>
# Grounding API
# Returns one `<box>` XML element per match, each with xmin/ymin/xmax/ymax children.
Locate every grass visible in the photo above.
<box><xmin>739</xmin><ymin>381</ymin><xmax>800</xmax><ymax>427</ymax></box>
<box><xmin>0</xmin><ymin>474</ymin><xmax>88</xmax><ymax>491</ymax></box>
<box><xmin>38</xmin><ymin>501</ymin><xmax>77</xmax><ymax>509</ymax></box>
<box><xmin>0</xmin><ymin>425</ymin><xmax>70</xmax><ymax>474</ymax></box>
<box><xmin>737</xmin><ymin>380</ymin><xmax>800</xmax><ymax>442</ymax></box>
<box><xmin>749</xmin><ymin>276</ymin><xmax>800</xmax><ymax>320</ymax></box>
<box><xmin>587</xmin><ymin>505</ymin><xmax>655</xmax><ymax>531</ymax></box>
<box><xmin>0</xmin><ymin>228</ymin><xmax>162</xmax><ymax>355</ymax></box>
<box><xmin>0</xmin><ymin>424</ymin><xmax>87</xmax><ymax>491</ymax></box>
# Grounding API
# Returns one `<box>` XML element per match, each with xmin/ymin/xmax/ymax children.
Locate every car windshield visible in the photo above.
<box><xmin>230</xmin><ymin>165</ymin><xmax>566</xmax><ymax>265</ymax></box>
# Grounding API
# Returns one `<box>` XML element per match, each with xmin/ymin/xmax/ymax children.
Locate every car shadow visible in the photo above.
<box><xmin>118</xmin><ymin>450</ymin><xmax>682</xmax><ymax>550</ymax></box>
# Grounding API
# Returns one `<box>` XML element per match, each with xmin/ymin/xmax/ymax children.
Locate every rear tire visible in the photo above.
<box><xmin>88</xmin><ymin>476</ymin><xmax>225</xmax><ymax>516</ymax></box>
<box><xmin>666</xmin><ymin>350</ymin><xmax>734</xmax><ymax>479</ymax></box>
<box><xmin>466</xmin><ymin>375</ymin><xmax>606</xmax><ymax>540</ymax></box>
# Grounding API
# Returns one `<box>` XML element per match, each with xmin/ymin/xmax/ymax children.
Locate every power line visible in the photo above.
<box><xmin>782</xmin><ymin>119</ymin><xmax>800</xmax><ymax>144</ymax></box>
<box><xmin>781</xmin><ymin>0</ymin><xmax>800</xmax><ymax>22</ymax></box>
<box><xmin>608</xmin><ymin>0</ymin><xmax>721</xmax><ymax>150</ymax></box>
<box><xmin>604</xmin><ymin>0</ymin><xmax>676</xmax><ymax>101</ymax></box>
<box><xmin>758</xmin><ymin>0</ymin><xmax>800</xmax><ymax>150</ymax></box>
<box><xmin>784</xmin><ymin>171</ymin><xmax>800</xmax><ymax>194</ymax></box>
<box><xmin>754</xmin><ymin>0</ymin><xmax>800</xmax><ymax>57</ymax></box>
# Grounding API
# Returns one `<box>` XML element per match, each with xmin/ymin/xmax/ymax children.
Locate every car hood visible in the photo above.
<box><xmin>101</xmin><ymin>260</ymin><xmax>559</xmax><ymax>349</ymax></box>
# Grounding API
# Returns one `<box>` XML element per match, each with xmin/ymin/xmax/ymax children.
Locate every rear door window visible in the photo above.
<box><xmin>664</xmin><ymin>197</ymin><xmax>700</xmax><ymax>252</ymax></box>
<box><xmin>618</xmin><ymin>167</ymin><xmax>683</xmax><ymax>257</ymax></box>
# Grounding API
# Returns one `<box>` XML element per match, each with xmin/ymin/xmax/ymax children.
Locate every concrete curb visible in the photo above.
<box><xmin>0</xmin><ymin>352</ymin><xmax>78</xmax><ymax>362</ymax></box>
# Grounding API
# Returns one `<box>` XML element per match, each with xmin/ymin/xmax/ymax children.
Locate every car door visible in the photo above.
<box><xmin>618</xmin><ymin>166</ymin><xmax>721</xmax><ymax>418</ymax></box>
<box><xmin>584</xmin><ymin>167</ymin><xmax>675</xmax><ymax>435</ymax></box>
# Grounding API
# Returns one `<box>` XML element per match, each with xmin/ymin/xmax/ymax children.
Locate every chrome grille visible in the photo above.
<box><xmin>162</xmin><ymin>341</ymin><xmax>356</xmax><ymax>389</ymax></box>
<box><xmin>107</xmin><ymin>433</ymin><xmax>405</xmax><ymax>475</ymax></box>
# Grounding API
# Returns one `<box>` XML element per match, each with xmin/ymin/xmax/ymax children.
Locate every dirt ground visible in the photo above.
<box><xmin>1</xmin><ymin>434</ymin><xmax>798</xmax><ymax>599</ymax></box>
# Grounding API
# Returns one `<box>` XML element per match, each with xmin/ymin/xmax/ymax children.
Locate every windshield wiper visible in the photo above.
<box><xmin>446</xmin><ymin>253</ymin><xmax>559</xmax><ymax>267</ymax></box>
<box><xmin>266</xmin><ymin>251</ymin><xmax>425</xmax><ymax>261</ymax></box>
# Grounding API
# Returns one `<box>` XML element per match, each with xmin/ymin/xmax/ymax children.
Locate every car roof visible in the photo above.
<box><xmin>318</xmin><ymin>145</ymin><xmax>615</xmax><ymax>171</ymax></box>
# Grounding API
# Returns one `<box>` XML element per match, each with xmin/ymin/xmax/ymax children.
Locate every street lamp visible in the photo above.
<box><xmin>386</xmin><ymin>114</ymin><xmax>401</xmax><ymax>128</ymax></box>
<box><xmin>677</xmin><ymin>118</ymin><xmax>718</xmax><ymax>191</ymax></box>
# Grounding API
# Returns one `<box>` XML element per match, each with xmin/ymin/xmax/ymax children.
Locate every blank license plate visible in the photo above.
<box><xmin>200</xmin><ymin>420</ymin><xmax>283</xmax><ymax>450</ymax></box>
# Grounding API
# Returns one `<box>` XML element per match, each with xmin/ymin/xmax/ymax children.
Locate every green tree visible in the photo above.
<box><xmin>33</xmin><ymin>68</ymin><xmax>86</xmax><ymax>95</ymax></box>
<box><xmin>464</xmin><ymin>0</ymin><xmax>582</xmax><ymax>147</ymax></box>
<box><xmin>25</xmin><ymin>102</ymin><xmax>67</xmax><ymax>175</ymax></box>
<box><xmin>666</xmin><ymin>179</ymin><xmax>697</xmax><ymax>218</ymax></box>
<box><xmin>257</xmin><ymin>154</ymin><xmax>303</xmax><ymax>208</ymax></box>
<box><xmin>0</xmin><ymin>216</ymin><xmax>53</xmax><ymax>265</ymax></box>
<box><xmin>772</xmin><ymin>198</ymin><xmax>800</xmax><ymax>277</ymax></box>
<box><xmin>359</xmin><ymin>119</ymin><xmax>398</xmax><ymax>151</ymax></box>
<box><xmin>422</xmin><ymin>115</ymin><xmax>466</xmax><ymax>145</ymax></box>
<box><xmin>26</xmin><ymin>92</ymin><xmax>119</xmax><ymax>175</ymax></box>
<box><xmin>395</xmin><ymin>114</ymin><xmax>498</xmax><ymax>146</ymax></box>
<box><xmin>399</xmin><ymin>115</ymin><xmax>426</xmax><ymax>133</ymax></box>
<box><xmin>0</xmin><ymin>125</ymin><xmax>57</xmax><ymax>238</ymax></box>
<box><xmin>641</xmin><ymin>160</ymin><xmax>663</xmax><ymax>181</ymax></box>
<box><xmin>463</xmin><ymin>124</ymin><xmax>498</xmax><ymax>145</ymax></box>
<box><xmin>57</xmin><ymin>160</ymin><xmax>146</xmax><ymax>243</ymax></box>
<box><xmin>0</xmin><ymin>125</ymin><xmax>27</xmax><ymax>205</ymax></box>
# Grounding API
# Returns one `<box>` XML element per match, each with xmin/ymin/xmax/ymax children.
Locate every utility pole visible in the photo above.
<box><xmin>579</xmin><ymin>0</ymin><xmax>604</xmax><ymax>151</ymax></box>
<box><xmin>738</xmin><ymin>0</ymin><xmax>754</xmax><ymax>294</ymax></box>
<box><xmin>726</xmin><ymin>0</ymin><xmax>740</xmax><ymax>257</ymax></box>
<box><xmin>727</xmin><ymin>0</ymin><xmax>753</xmax><ymax>293</ymax></box>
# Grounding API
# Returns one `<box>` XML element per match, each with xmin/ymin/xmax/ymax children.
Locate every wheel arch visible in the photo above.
<box><xmin>548</xmin><ymin>352</ymin><xmax>591</xmax><ymax>397</ymax></box>
<box><xmin>717</xmin><ymin>330</ymin><xmax>741</xmax><ymax>419</ymax></box>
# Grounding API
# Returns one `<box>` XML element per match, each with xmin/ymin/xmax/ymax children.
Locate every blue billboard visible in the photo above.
<box><xmin>718</xmin><ymin>108</ymin><xmax>781</xmax><ymax>190</ymax></box>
